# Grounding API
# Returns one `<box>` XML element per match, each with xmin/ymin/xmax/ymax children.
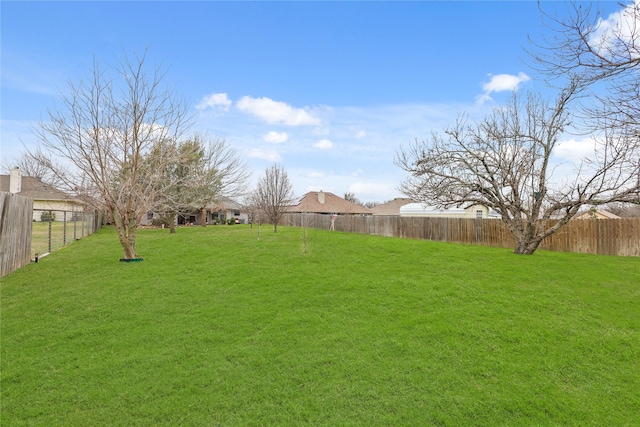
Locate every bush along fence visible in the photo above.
<box><xmin>281</xmin><ymin>213</ymin><xmax>640</xmax><ymax>257</ymax></box>
<box><xmin>31</xmin><ymin>209</ymin><xmax>102</xmax><ymax>261</ymax></box>
<box><xmin>0</xmin><ymin>192</ymin><xmax>34</xmax><ymax>277</ymax></box>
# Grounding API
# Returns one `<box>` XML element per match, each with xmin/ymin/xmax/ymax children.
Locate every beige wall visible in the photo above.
<box><xmin>463</xmin><ymin>204</ymin><xmax>490</xmax><ymax>219</ymax></box>
<box><xmin>33</xmin><ymin>200</ymin><xmax>85</xmax><ymax>221</ymax></box>
<box><xmin>401</xmin><ymin>204</ymin><xmax>490</xmax><ymax>219</ymax></box>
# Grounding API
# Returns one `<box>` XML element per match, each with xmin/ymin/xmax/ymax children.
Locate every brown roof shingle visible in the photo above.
<box><xmin>370</xmin><ymin>198</ymin><xmax>415</xmax><ymax>215</ymax></box>
<box><xmin>288</xmin><ymin>191</ymin><xmax>373</xmax><ymax>215</ymax></box>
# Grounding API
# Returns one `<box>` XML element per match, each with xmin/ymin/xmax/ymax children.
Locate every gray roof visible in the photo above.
<box><xmin>0</xmin><ymin>175</ymin><xmax>81</xmax><ymax>203</ymax></box>
<box><xmin>207</xmin><ymin>196</ymin><xmax>243</xmax><ymax>211</ymax></box>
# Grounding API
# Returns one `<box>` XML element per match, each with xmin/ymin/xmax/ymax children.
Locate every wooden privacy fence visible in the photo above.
<box><xmin>282</xmin><ymin>213</ymin><xmax>640</xmax><ymax>257</ymax></box>
<box><xmin>0</xmin><ymin>192</ymin><xmax>104</xmax><ymax>277</ymax></box>
<box><xmin>0</xmin><ymin>192</ymin><xmax>33</xmax><ymax>277</ymax></box>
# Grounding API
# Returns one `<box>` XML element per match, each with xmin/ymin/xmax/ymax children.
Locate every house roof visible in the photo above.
<box><xmin>400</xmin><ymin>203</ymin><xmax>468</xmax><ymax>216</ymax></box>
<box><xmin>206</xmin><ymin>195</ymin><xmax>242</xmax><ymax>211</ymax></box>
<box><xmin>370</xmin><ymin>198</ymin><xmax>415</xmax><ymax>215</ymax></box>
<box><xmin>574</xmin><ymin>209</ymin><xmax>621</xmax><ymax>219</ymax></box>
<box><xmin>288</xmin><ymin>191</ymin><xmax>373</xmax><ymax>215</ymax></box>
<box><xmin>0</xmin><ymin>174</ymin><xmax>82</xmax><ymax>203</ymax></box>
<box><xmin>399</xmin><ymin>203</ymin><xmax>490</xmax><ymax>216</ymax></box>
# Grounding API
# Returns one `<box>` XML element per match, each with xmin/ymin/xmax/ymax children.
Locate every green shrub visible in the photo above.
<box><xmin>151</xmin><ymin>218</ymin><xmax>166</xmax><ymax>228</ymax></box>
<box><xmin>40</xmin><ymin>211</ymin><xmax>55</xmax><ymax>222</ymax></box>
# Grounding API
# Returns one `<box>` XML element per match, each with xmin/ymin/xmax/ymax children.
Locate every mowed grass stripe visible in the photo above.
<box><xmin>2</xmin><ymin>225</ymin><xmax>638</xmax><ymax>426</ymax></box>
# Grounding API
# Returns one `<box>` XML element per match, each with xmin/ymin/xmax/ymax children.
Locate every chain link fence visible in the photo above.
<box><xmin>31</xmin><ymin>209</ymin><xmax>102</xmax><ymax>260</ymax></box>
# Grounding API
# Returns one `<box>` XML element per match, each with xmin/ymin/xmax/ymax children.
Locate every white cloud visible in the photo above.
<box><xmin>196</xmin><ymin>92</ymin><xmax>232</xmax><ymax>111</ymax></box>
<box><xmin>588</xmin><ymin>0</ymin><xmax>640</xmax><ymax>58</ymax></box>
<box><xmin>476</xmin><ymin>72</ymin><xmax>531</xmax><ymax>104</ymax></box>
<box><xmin>349</xmin><ymin>182</ymin><xmax>395</xmax><ymax>199</ymax></box>
<box><xmin>192</xmin><ymin>100</ymin><xmax>487</xmax><ymax>204</ymax></box>
<box><xmin>313</xmin><ymin>139</ymin><xmax>333</xmax><ymax>149</ymax></box>
<box><xmin>355</xmin><ymin>130</ymin><xmax>367</xmax><ymax>139</ymax></box>
<box><xmin>236</xmin><ymin>96</ymin><xmax>321</xmax><ymax>126</ymax></box>
<box><xmin>263</xmin><ymin>131</ymin><xmax>289</xmax><ymax>143</ymax></box>
<box><xmin>475</xmin><ymin>93</ymin><xmax>493</xmax><ymax>105</ymax></box>
<box><xmin>483</xmin><ymin>72</ymin><xmax>531</xmax><ymax>93</ymax></box>
<box><xmin>247</xmin><ymin>148</ymin><xmax>282</xmax><ymax>162</ymax></box>
<box><xmin>136</xmin><ymin>122</ymin><xmax>169</xmax><ymax>140</ymax></box>
<box><xmin>555</xmin><ymin>137</ymin><xmax>596</xmax><ymax>163</ymax></box>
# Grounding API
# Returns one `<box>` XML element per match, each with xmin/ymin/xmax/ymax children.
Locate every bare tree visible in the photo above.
<box><xmin>606</xmin><ymin>202</ymin><xmax>640</xmax><ymax>218</ymax></box>
<box><xmin>241</xmin><ymin>192</ymin><xmax>261</xmax><ymax>228</ymax></box>
<box><xmin>34</xmin><ymin>51</ymin><xmax>191</xmax><ymax>260</ymax></box>
<box><xmin>150</xmin><ymin>135</ymin><xmax>250</xmax><ymax>232</ymax></box>
<box><xmin>144</xmin><ymin>139</ymin><xmax>195</xmax><ymax>234</ymax></box>
<box><xmin>530</xmin><ymin>1</ymin><xmax>640</xmax><ymax>142</ymax></box>
<box><xmin>396</xmin><ymin>89</ymin><xmax>640</xmax><ymax>255</ymax></box>
<box><xmin>253</xmin><ymin>164</ymin><xmax>294</xmax><ymax>233</ymax></box>
<box><xmin>189</xmin><ymin>136</ymin><xmax>251</xmax><ymax>228</ymax></box>
<box><xmin>2</xmin><ymin>149</ymin><xmax>63</xmax><ymax>188</ymax></box>
<box><xmin>344</xmin><ymin>192</ymin><xmax>363</xmax><ymax>206</ymax></box>
<box><xmin>531</xmin><ymin>2</ymin><xmax>639</xmax><ymax>84</ymax></box>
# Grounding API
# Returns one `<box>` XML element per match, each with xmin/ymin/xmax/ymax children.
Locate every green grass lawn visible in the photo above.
<box><xmin>31</xmin><ymin>221</ymin><xmax>92</xmax><ymax>259</ymax></box>
<box><xmin>2</xmin><ymin>225</ymin><xmax>639</xmax><ymax>426</ymax></box>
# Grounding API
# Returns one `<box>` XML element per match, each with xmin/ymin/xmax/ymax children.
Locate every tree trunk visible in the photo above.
<box><xmin>160</xmin><ymin>213</ymin><xmax>177</xmax><ymax>234</ymax></box>
<box><xmin>167</xmin><ymin>213</ymin><xmax>177</xmax><ymax>234</ymax></box>
<box><xmin>200</xmin><ymin>208</ymin><xmax>207</xmax><ymax>227</ymax></box>
<box><xmin>121</xmin><ymin>237</ymin><xmax>137</xmax><ymax>259</ymax></box>
<box><xmin>112</xmin><ymin>207</ymin><xmax>138</xmax><ymax>259</ymax></box>
<box><xmin>513</xmin><ymin>237</ymin><xmax>543</xmax><ymax>255</ymax></box>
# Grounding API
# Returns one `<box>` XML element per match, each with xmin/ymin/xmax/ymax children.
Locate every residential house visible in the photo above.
<box><xmin>288</xmin><ymin>191</ymin><xmax>373</xmax><ymax>215</ymax></box>
<box><xmin>573</xmin><ymin>209</ymin><xmax>621</xmax><ymax>220</ymax></box>
<box><xmin>370</xmin><ymin>198</ymin><xmax>415</xmax><ymax>215</ymax></box>
<box><xmin>143</xmin><ymin>196</ymin><xmax>249</xmax><ymax>226</ymax></box>
<box><xmin>0</xmin><ymin>167</ymin><xmax>86</xmax><ymax>221</ymax></box>
<box><xmin>203</xmin><ymin>196</ymin><xmax>249</xmax><ymax>224</ymax></box>
<box><xmin>400</xmin><ymin>202</ymin><xmax>493</xmax><ymax>219</ymax></box>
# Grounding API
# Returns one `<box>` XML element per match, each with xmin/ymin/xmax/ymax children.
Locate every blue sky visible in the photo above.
<box><xmin>0</xmin><ymin>1</ymin><xmax>628</xmax><ymax>203</ymax></box>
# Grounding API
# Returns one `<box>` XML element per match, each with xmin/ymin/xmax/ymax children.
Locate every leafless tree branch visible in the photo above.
<box><xmin>33</xmin><ymin>51</ymin><xmax>193</xmax><ymax>259</ymax></box>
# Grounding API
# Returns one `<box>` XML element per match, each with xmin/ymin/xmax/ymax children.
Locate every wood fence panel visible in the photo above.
<box><xmin>281</xmin><ymin>213</ymin><xmax>640</xmax><ymax>257</ymax></box>
<box><xmin>627</xmin><ymin>218</ymin><xmax>640</xmax><ymax>256</ymax></box>
<box><xmin>0</xmin><ymin>192</ymin><xmax>34</xmax><ymax>277</ymax></box>
<box><xmin>598</xmin><ymin>220</ymin><xmax>615</xmax><ymax>256</ymax></box>
<box><xmin>485</xmin><ymin>219</ymin><xmax>513</xmax><ymax>249</ymax></box>
<box><xmin>541</xmin><ymin>223</ymin><xmax>563</xmax><ymax>253</ymax></box>
<box><xmin>617</xmin><ymin>219</ymin><xmax>640</xmax><ymax>256</ymax></box>
<box><xmin>578</xmin><ymin>220</ymin><xmax>597</xmax><ymax>254</ymax></box>
<box><xmin>445</xmin><ymin>218</ymin><xmax>457</xmax><ymax>242</ymax></box>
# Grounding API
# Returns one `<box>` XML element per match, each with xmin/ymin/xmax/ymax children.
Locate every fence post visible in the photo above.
<box><xmin>63</xmin><ymin>211</ymin><xmax>67</xmax><ymax>246</ymax></box>
<box><xmin>47</xmin><ymin>210</ymin><xmax>52</xmax><ymax>254</ymax></box>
